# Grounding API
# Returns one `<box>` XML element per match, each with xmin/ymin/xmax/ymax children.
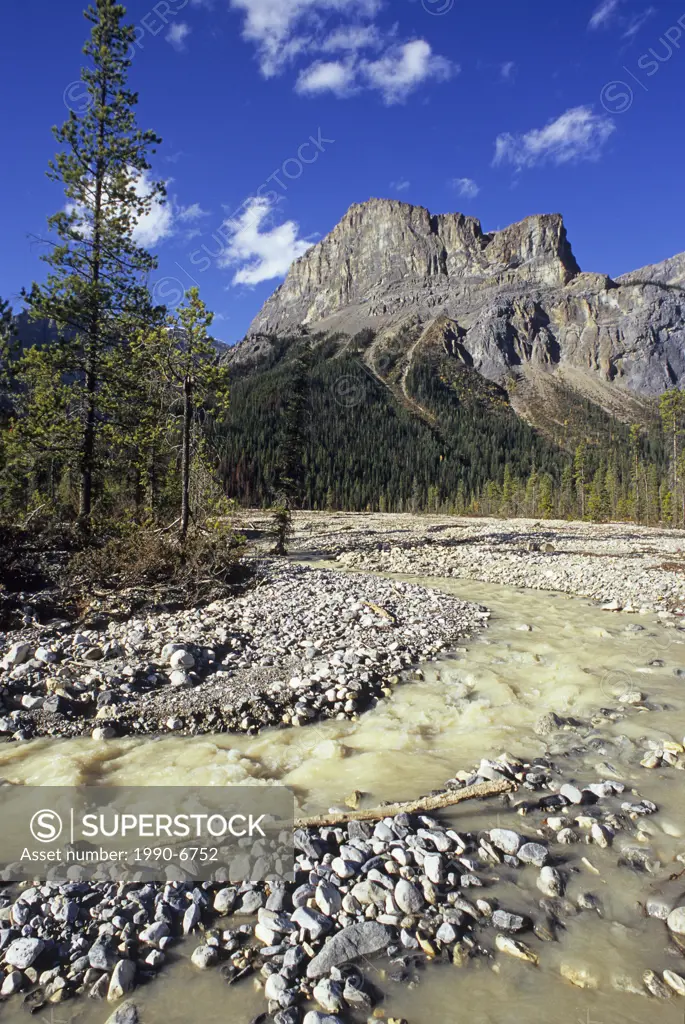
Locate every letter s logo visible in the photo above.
<box><xmin>30</xmin><ymin>809</ymin><xmax>63</xmax><ymax>843</ymax></box>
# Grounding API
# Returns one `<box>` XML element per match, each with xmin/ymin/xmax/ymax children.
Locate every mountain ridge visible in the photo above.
<box><xmin>238</xmin><ymin>197</ymin><xmax>685</xmax><ymax>402</ymax></box>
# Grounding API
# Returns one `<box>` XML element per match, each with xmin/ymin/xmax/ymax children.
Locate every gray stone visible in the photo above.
<box><xmin>489</xmin><ymin>829</ymin><xmax>521</xmax><ymax>856</ymax></box>
<box><xmin>5</xmin><ymin>642</ymin><xmax>32</xmax><ymax>667</ymax></box>
<box><xmin>394</xmin><ymin>879</ymin><xmax>424</xmax><ymax>914</ymax></box>
<box><xmin>518</xmin><ymin>842</ymin><xmax>549</xmax><ymax>867</ymax></box>
<box><xmin>235</xmin><ymin>889</ymin><xmax>263</xmax><ymax>915</ymax></box>
<box><xmin>315</xmin><ymin>880</ymin><xmax>342</xmax><ymax>917</ymax></box>
<box><xmin>5</xmin><ymin>937</ymin><xmax>44</xmax><ymax>969</ymax></box>
<box><xmin>306</xmin><ymin>922</ymin><xmax>393</xmax><ymax>978</ymax></box>
<box><xmin>667</xmin><ymin>907</ymin><xmax>685</xmax><ymax>935</ymax></box>
<box><xmin>291</xmin><ymin>907</ymin><xmax>332</xmax><ymax>941</ymax></box>
<box><xmin>313</xmin><ymin>977</ymin><xmax>344</xmax><ymax>1013</ymax></box>
<box><xmin>191</xmin><ymin>945</ymin><xmax>218</xmax><ymax>970</ymax></box>
<box><xmin>169</xmin><ymin>650</ymin><xmax>194</xmax><ymax>670</ymax></box>
<box><xmin>537</xmin><ymin>867</ymin><xmax>565</xmax><ymax>897</ymax></box>
<box><xmin>108</xmin><ymin>959</ymin><xmax>136</xmax><ymax>1001</ymax></box>
<box><xmin>139</xmin><ymin>921</ymin><xmax>169</xmax><ymax>946</ymax></box>
<box><xmin>105</xmin><ymin>1001</ymin><xmax>139</xmax><ymax>1024</ymax></box>
<box><xmin>1</xmin><ymin>971</ymin><xmax>24</xmax><ymax>996</ymax></box>
<box><xmin>213</xmin><ymin>887</ymin><xmax>237</xmax><ymax>914</ymax></box>
<box><xmin>183</xmin><ymin>902</ymin><xmax>201</xmax><ymax>935</ymax></box>
<box><xmin>492</xmin><ymin>910</ymin><xmax>526</xmax><ymax>932</ymax></box>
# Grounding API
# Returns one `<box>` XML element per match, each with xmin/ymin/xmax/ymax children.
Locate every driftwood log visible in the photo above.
<box><xmin>294</xmin><ymin>778</ymin><xmax>513</xmax><ymax>829</ymax></box>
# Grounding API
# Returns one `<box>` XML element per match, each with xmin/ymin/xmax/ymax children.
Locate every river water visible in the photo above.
<box><xmin>1</xmin><ymin>573</ymin><xmax>684</xmax><ymax>1024</ymax></box>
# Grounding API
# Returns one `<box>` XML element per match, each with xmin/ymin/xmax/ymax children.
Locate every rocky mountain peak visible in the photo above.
<box><xmin>248</xmin><ymin>199</ymin><xmax>580</xmax><ymax>338</ymax></box>
<box><xmin>239</xmin><ymin>197</ymin><xmax>684</xmax><ymax>400</ymax></box>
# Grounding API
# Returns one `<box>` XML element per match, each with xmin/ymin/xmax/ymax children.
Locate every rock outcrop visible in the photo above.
<box><xmin>243</xmin><ymin>198</ymin><xmax>685</xmax><ymax>398</ymax></box>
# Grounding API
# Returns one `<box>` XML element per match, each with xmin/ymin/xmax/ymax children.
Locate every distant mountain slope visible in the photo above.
<box><xmin>237</xmin><ymin>198</ymin><xmax>684</xmax><ymax>402</ymax></box>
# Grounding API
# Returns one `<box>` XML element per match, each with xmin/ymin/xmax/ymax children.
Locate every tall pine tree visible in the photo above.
<box><xmin>22</xmin><ymin>0</ymin><xmax>164</xmax><ymax>526</ymax></box>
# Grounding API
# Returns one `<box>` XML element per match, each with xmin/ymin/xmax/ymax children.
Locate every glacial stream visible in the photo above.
<box><xmin>1</xmin><ymin>572</ymin><xmax>685</xmax><ymax>1024</ymax></box>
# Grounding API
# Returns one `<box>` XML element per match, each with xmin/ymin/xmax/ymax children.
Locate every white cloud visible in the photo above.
<box><xmin>132</xmin><ymin>172</ymin><xmax>174</xmax><ymax>246</ymax></box>
<box><xmin>296</xmin><ymin>59</ymin><xmax>357</xmax><ymax>96</ymax></box>
<box><xmin>451</xmin><ymin>177</ymin><xmax>480</xmax><ymax>199</ymax></box>
<box><xmin>229</xmin><ymin>1</ymin><xmax>452</xmax><ymax>102</ymax></box>
<box><xmin>166</xmin><ymin>22</ymin><xmax>191</xmax><ymax>50</ymax></box>
<box><xmin>623</xmin><ymin>6</ymin><xmax>655</xmax><ymax>39</ymax></box>
<box><xmin>500</xmin><ymin>60</ymin><xmax>516</xmax><ymax>80</ymax></box>
<box><xmin>178</xmin><ymin>202</ymin><xmax>210</xmax><ymax>222</ymax></box>
<box><xmin>391</xmin><ymin>178</ymin><xmax>410</xmax><ymax>192</ymax></box>
<box><xmin>588</xmin><ymin>0</ymin><xmax>653</xmax><ymax>37</ymax></box>
<box><xmin>229</xmin><ymin>0</ymin><xmax>380</xmax><ymax>76</ymax></box>
<box><xmin>219</xmin><ymin>197</ymin><xmax>313</xmax><ymax>286</ymax></box>
<box><xmin>65</xmin><ymin>169</ymin><xmax>175</xmax><ymax>247</ymax></box>
<box><xmin>296</xmin><ymin>39</ymin><xmax>452</xmax><ymax>102</ymax></box>
<box><xmin>493</xmin><ymin>106</ymin><xmax>616</xmax><ymax>170</ymax></box>
<box><xmin>588</xmin><ymin>0</ymin><xmax>622</xmax><ymax>29</ymax></box>
<box><xmin>363</xmin><ymin>40</ymin><xmax>454</xmax><ymax>104</ymax></box>
<box><xmin>321</xmin><ymin>23</ymin><xmax>383</xmax><ymax>52</ymax></box>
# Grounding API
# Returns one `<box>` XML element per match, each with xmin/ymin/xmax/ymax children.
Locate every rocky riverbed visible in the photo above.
<box><xmin>2</xmin><ymin>513</ymin><xmax>685</xmax><ymax>1024</ymax></box>
<box><xmin>273</xmin><ymin>511</ymin><xmax>685</xmax><ymax>613</ymax></box>
<box><xmin>2</xmin><ymin>748</ymin><xmax>683</xmax><ymax>1024</ymax></box>
<box><xmin>0</xmin><ymin>561</ymin><xmax>486</xmax><ymax>742</ymax></box>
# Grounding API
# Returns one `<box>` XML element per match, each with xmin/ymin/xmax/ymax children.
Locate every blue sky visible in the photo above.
<box><xmin>1</xmin><ymin>0</ymin><xmax>684</xmax><ymax>342</ymax></box>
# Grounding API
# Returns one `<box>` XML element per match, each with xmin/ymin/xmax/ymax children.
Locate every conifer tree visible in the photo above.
<box><xmin>659</xmin><ymin>389</ymin><xmax>685</xmax><ymax>526</ymax></box>
<box><xmin>136</xmin><ymin>288</ymin><xmax>230</xmax><ymax>539</ymax></box>
<box><xmin>21</xmin><ymin>0</ymin><xmax>164</xmax><ymax>527</ymax></box>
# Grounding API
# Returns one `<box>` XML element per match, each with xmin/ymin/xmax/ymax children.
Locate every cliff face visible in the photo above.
<box><xmin>243</xmin><ymin>198</ymin><xmax>685</xmax><ymax>397</ymax></box>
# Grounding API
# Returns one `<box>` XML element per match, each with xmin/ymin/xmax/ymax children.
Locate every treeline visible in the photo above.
<box><xmin>218</xmin><ymin>336</ymin><xmax>685</xmax><ymax>526</ymax></box>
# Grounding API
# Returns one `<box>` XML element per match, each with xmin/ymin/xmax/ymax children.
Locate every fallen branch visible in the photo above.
<box><xmin>294</xmin><ymin>778</ymin><xmax>514</xmax><ymax>828</ymax></box>
<box><xmin>22</xmin><ymin>503</ymin><xmax>47</xmax><ymax>527</ymax></box>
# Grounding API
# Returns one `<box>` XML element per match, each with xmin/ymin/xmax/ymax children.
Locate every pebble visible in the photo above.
<box><xmin>394</xmin><ymin>880</ymin><xmax>424</xmax><ymax>914</ymax></box>
<box><xmin>191</xmin><ymin>945</ymin><xmax>218</xmax><ymax>970</ymax></box>
<box><xmin>663</xmin><ymin>970</ymin><xmax>685</xmax><ymax>996</ymax></box>
<box><xmin>667</xmin><ymin>907</ymin><xmax>685</xmax><ymax>935</ymax></box>
<box><xmin>492</xmin><ymin>910</ymin><xmax>526</xmax><ymax>932</ymax></box>
<box><xmin>489</xmin><ymin>829</ymin><xmax>522</xmax><ymax>856</ymax></box>
<box><xmin>495</xmin><ymin>935</ymin><xmax>539</xmax><ymax>965</ymax></box>
<box><xmin>537</xmin><ymin>867</ymin><xmax>564</xmax><ymax>897</ymax></box>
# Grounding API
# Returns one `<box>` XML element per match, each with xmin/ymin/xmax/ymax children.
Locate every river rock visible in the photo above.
<box><xmin>5</xmin><ymin>642</ymin><xmax>32</xmax><ymax>667</ymax></box>
<box><xmin>667</xmin><ymin>907</ymin><xmax>685</xmax><ymax>934</ymax></box>
<box><xmin>518</xmin><ymin>842</ymin><xmax>549</xmax><ymax>867</ymax></box>
<box><xmin>169</xmin><ymin>649</ymin><xmax>195</xmax><ymax>670</ymax></box>
<box><xmin>1</xmin><ymin>971</ymin><xmax>24</xmax><ymax>996</ymax></box>
<box><xmin>313</xmin><ymin>977</ymin><xmax>344</xmax><ymax>1013</ymax></box>
<box><xmin>663</xmin><ymin>970</ymin><xmax>685</xmax><ymax>996</ymax></box>
<box><xmin>213</xmin><ymin>887</ymin><xmax>237</xmax><ymax>914</ymax></box>
<box><xmin>139</xmin><ymin>921</ymin><xmax>169</xmax><ymax>947</ymax></box>
<box><xmin>306</xmin><ymin>922</ymin><xmax>393</xmax><ymax>979</ymax></box>
<box><xmin>537</xmin><ymin>867</ymin><xmax>564</xmax><ymax>897</ymax></box>
<box><xmin>264</xmin><ymin>973</ymin><xmax>289</xmax><ymax>1001</ymax></box>
<box><xmin>316</xmin><ymin>880</ymin><xmax>342</xmax><ymax>916</ymax></box>
<box><xmin>423</xmin><ymin>852</ymin><xmax>444</xmax><ymax>884</ymax></box>
<box><xmin>191</xmin><ymin>945</ymin><xmax>218</xmax><ymax>970</ymax></box>
<box><xmin>105</xmin><ymin>1001</ymin><xmax>139</xmax><ymax>1024</ymax></box>
<box><xmin>489</xmin><ymin>829</ymin><xmax>522</xmax><ymax>855</ymax></box>
<box><xmin>5</xmin><ymin>937</ymin><xmax>44</xmax><ymax>969</ymax></box>
<box><xmin>292</xmin><ymin>907</ymin><xmax>332</xmax><ymax>940</ymax></box>
<box><xmin>108</xmin><ymin>959</ymin><xmax>136</xmax><ymax>1001</ymax></box>
<box><xmin>303</xmin><ymin>1014</ymin><xmax>342</xmax><ymax>1024</ymax></box>
<box><xmin>394</xmin><ymin>879</ymin><xmax>424</xmax><ymax>914</ymax></box>
<box><xmin>492</xmin><ymin>910</ymin><xmax>526</xmax><ymax>932</ymax></box>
